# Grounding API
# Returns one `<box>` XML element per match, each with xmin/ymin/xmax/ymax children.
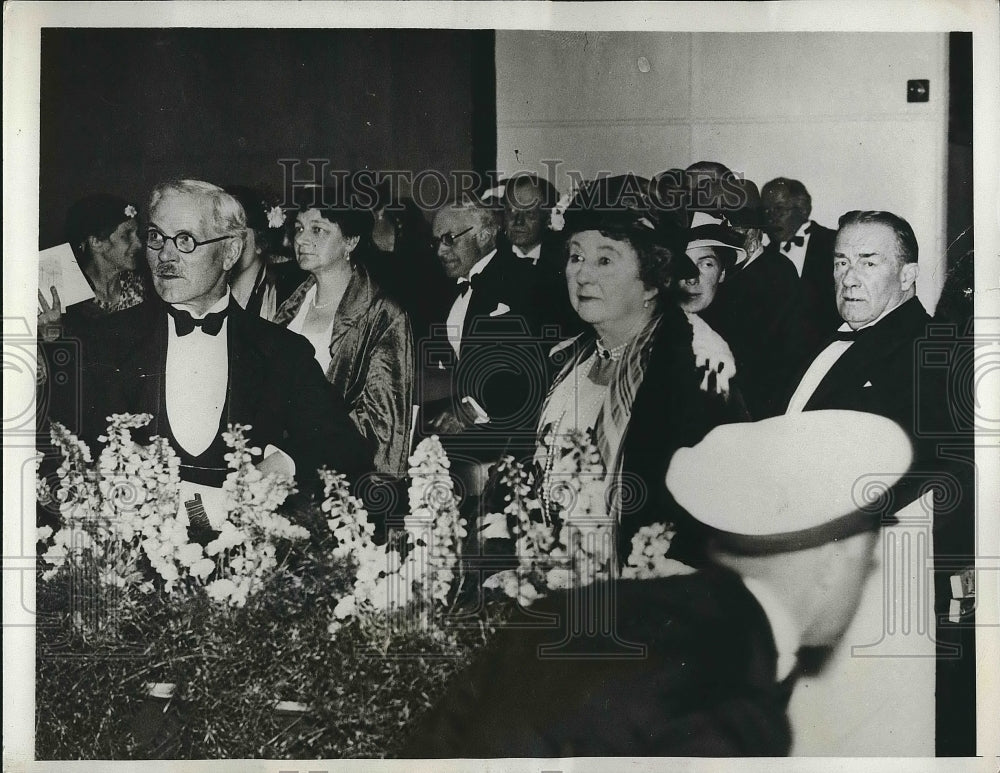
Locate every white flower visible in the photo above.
<box><xmin>205</xmin><ymin>578</ymin><xmax>237</xmax><ymax>603</ymax></box>
<box><xmin>266</xmin><ymin>205</ymin><xmax>286</xmax><ymax>228</ymax></box>
<box><xmin>176</xmin><ymin>542</ymin><xmax>204</xmax><ymax>567</ymax></box>
<box><xmin>156</xmin><ymin>562</ymin><xmax>179</xmax><ymax>584</ymax></box>
<box><xmin>37</xmin><ymin>525</ymin><xmax>54</xmax><ymax>542</ymax></box>
<box><xmin>124</xmin><ymin>204</ymin><xmax>137</xmax><ymax>218</ymax></box>
<box><xmin>333</xmin><ymin>595</ymin><xmax>356</xmax><ymax>619</ymax></box>
<box><xmin>191</xmin><ymin>558</ymin><xmax>216</xmax><ymax>579</ymax></box>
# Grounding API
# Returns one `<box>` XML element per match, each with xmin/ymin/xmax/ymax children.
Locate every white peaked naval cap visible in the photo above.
<box><xmin>666</xmin><ymin>410</ymin><xmax>914</xmax><ymax>553</ymax></box>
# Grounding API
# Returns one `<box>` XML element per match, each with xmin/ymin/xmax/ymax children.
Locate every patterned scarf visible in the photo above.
<box><xmin>593</xmin><ymin>314</ymin><xmax>662</xmax><ymax>477</ymax></box>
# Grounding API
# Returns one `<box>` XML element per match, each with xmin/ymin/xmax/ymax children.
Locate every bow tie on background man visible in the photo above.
<box><xmin>167</xmin><ymin>304</ymin><xmax>229</xmax><ymax>336</ymax></box>
<box><xmin>456</xmin><ymin>274</ymin><xmax>484</xmax><ymax>298</ymax></box>
<box><xmin>782</xmin><ymin>222</ymin><xmax>812</xmax><ymax>252</ymax></box>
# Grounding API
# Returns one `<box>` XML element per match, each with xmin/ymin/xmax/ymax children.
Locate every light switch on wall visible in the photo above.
<box><xmin>907</xmin><ymin>79</ymin><xmax>930</xmax><ymax>102</ymax></box>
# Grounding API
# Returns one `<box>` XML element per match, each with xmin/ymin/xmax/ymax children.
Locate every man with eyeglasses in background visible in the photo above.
<box><xmin>419</xmin><ymin>194</ymin><xmax>545</xmax><ymax>542</ymax></box>
<box><xmin>76</xmin><ymin>179</ymin><xmax>371</xmax><ymax>520</ymax></box>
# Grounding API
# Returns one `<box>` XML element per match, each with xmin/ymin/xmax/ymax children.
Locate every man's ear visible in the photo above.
<box><xmin>221</xmin><ymin>232</ymin><xmax>243</xmax><ymax>272</ymax></box>
<box><xmin>719</xmin><ymin>268</ymin><xmax>727</xmax><ymax>284</ymax></box>
<box><xmin>475</xmin><ymin>225</ymin><xmax>494</xmax><ymax>251</ymax></box>
<box><xmin>899</xmin><ymin>261</ymin><xmax>919</xmax><ymax>292</ymax></box>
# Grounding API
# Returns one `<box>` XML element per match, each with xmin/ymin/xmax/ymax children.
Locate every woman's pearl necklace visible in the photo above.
<box><xmin>311</xmin><ymin>295</ymin><xmax>337</xmax><ymax>310</ymax></box>
<box><xmin>595</xmin><ymin>338</ymin><xmax>629</xmax><ymax>362</ymax></box>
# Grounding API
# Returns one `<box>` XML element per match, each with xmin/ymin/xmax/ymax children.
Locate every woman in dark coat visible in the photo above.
<box><xmin>533</xmin><ymin>175</ymin><xmax>746</xmax><ymax>568</ymax></box>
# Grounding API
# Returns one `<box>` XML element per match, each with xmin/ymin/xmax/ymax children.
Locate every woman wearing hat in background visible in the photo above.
<box><xmin>532</xmin><ymin>174</ymin><xmax>747</xmax><ymax>570</ymax></box>
<box><xmin>225</xmin><ymin>185</ymin><xmax>307</xmax><ymax>322</ymax></box>
<box><xmin>273</xmin><ymin>185</ymin><xmax>414</xmax><ymax>477</ymax></box>
<box><xmin>38</xmin><ymin>193</ymin><xmax>147</xmax><ymax>338</ymax></box>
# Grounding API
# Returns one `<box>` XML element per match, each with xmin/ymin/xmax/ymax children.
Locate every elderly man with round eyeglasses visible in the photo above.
<box><xmin>75</xmin><ymin>179</ymin><xmax>373</xmax><ymax>516</ymax></box>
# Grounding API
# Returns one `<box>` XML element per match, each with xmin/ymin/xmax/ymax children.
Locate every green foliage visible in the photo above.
<box><xmin>36</xmin><ymin>537</ymin><xmax>508</xmax><ymax>759</ymax></box>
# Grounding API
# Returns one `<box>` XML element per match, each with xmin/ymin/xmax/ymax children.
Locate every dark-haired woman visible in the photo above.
<box><xmin>274</xmin><ymin>193</ymin><xmax>414</xmax><ymax>476</ymax></box>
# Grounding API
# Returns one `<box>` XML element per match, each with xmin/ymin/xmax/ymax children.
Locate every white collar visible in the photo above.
<box><xmin>512</xmin><ymin>242</ymin><xmax>541</xmax><ymax>261</ymax></box>
<box><xmin>456</xmin><ymin>248</ymin><xmax>497</xmax><ymax>285</ymax></box>
<box><xmin>741</xmin><ymin>576</ymin><xmax>801</xmax><ymax>682</ymax></box>
<box><xmin>838</xmin><ymin>296</ymin><xmax>911</xmax><ymax>333</ymax></box>
<box><xmin>741</xmin><ymin>243</ymin><xmax>765</xmax><ymax>268</ymax></box>
<box><xmin>769</xmin><ymin>220</ymin><xmax>811</xmax><ymax>250</ymax></box>
<box><xmin>171</xmin><ymin>291</ymin><xmax>231</xmax><ymax>319</ymax></box>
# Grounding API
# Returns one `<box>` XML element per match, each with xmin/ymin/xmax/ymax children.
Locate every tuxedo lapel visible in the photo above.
<box><xmin>800</xmin><ymin>224</ymin><xmax>836</xmax><ymax>299</ymax></box>
<box><xmin>804</xmin><ymin>298</ymin><xmax>928</xmax><ymax>410</ymax></box>
<box><xmin>225</xmin><ymin>300</ymin><xmax>266</xmax><ymax>429</ymax></box>
<box><xmin>112</xmin><ymin>301</ymin><xmax>168</xmax><ymax>436</ymax></box>
<box><xmin>460</xmin><ymin>250</ymin><xmax>506</xmax><ymax>353</ymax></box>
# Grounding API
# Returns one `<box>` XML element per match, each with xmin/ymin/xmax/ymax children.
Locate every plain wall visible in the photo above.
<box><xmin>39</xmin><ymin>28</ymin><xmax>494</xmax><ymax>249</ymax></box>
<box><xmin>496</xmin><ymin>31</ymin><xmax>949</xmax><ymax>310</ymax></box>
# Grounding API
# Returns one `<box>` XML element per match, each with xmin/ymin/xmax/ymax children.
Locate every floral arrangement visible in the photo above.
<box><xmin>481</xmin><ymin>429</ymin><xmax>615</xmax><ymax>603</ymax></box>
<box><xmin>38</xmin><ymin>414</ymin><xmax>307</xmax><ymax>610</ymax></box>
<box><xmin>620</xmin><ymin>523</ymin><xmax>695</xmax><ymax>580</ymax></box>
<box><xmin>35</xmin><ymin>418</ymin><xmax>694</xmax><ymax>758</ymax></box>
<box><xmin>481</xmin><ymin>429</ymin><xmax>693</xmax><ymax>602</ymax></box>
<box><xmin>124</xmin><ymin>204</ymin><xmax>137</xmax><ymax>219</ymax></box>
<box><xmin>208</xmin><ymin>425</ymin><xmax>305</xmax><ymax>605</ymax></box>
<box><xmin>36</xmin><ymin>421</ymin><xmax>492</xmax><ymax>759</ymax></box>
<box><xmin>325</xmin><ymin>436</ymin><xmax>467</xmax><ymax>637</ymax></box>
<box><xmin>40</xmin><ymin>414</ymin><xmax>185</xmax><ymax>600</ymax></box>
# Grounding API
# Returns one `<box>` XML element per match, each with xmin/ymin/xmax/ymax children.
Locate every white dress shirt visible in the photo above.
<box><xmin>166</xmin><ymin>293</ymin><xmax>230</xmax><ymax>456</ymax></box>
<box><xmin>286</xmin><ymin>283</ymin><xmax>335</xmax><ymax>372</ymax></box>
<box><xmin>780</xmin><ymin>220</ymin><xmax>814</xmax><ymax>278</ymax></box>
<box><xmin>785</xmin><ymin>299</ymin><xmax>907</xmax><ymax>413</ymax></box>
<box><xmin>166</xmin><ymin>292</ymin><xmax>293</xmax><ymax>520</ymax></box>
<box><xmin>445</xmin><ymin>249</ymin><xmax>496</xmax><ymax>357</ymax></box>
<box><xmin>511</xmin><ymin>242</ymin><xmax>541</xmax><ymax>265</ymax></box>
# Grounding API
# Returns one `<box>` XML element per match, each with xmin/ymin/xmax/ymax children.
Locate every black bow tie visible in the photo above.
<box><xmin>833</xmin><ymin>327</ymin><xmax>866</xmax><ymax>342</ymax></box>
<box><xmin>167</xmin><ymin>304</ymin><xmax>229</xmax><ymax>336</ymax></box>
<box><xmin>782</xmin><ymin>235</ymin><xmax>805</xmax><ymax>251</ymax></box>
<box><xmin>456</xmin><ymin>274</ymin><xmax>483</xmax><ymax>297</ymax></box>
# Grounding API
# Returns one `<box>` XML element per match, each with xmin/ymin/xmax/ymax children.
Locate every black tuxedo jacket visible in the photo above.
<box><xmin>799</xmin><ymin>221</ymin><xmax>840</xmax><ymax>334</ymax></box>
<box><xmin>764</xmin><ymin>221</ymin><xmax>840</xmax><ymax>359</ymax></box>
<box><xmin>496</xmin><ymin>232</ymin><xmax>583</xmax><ymax>340</ymax></box>
<box><xmin>420</xmin><ymin>248</ymin><xmax>549</xmax><ymax>461</ymax></box>
<box><xmin>400</xmin><ymin>567</ymin><xmax>793</xmax><ymax>757</ymax></box>
<box><xmin>75</xmin><ymin>297</ymin><xmax>373</xmax><ymax>484</ymax></box>
<box><xmin>797</xmin><ymin>297</ymin><xmax>931</xmax><ymax>422</ymax></box>
<box><xmin>703</xmin><ymin>249</ymin><xmax>804</xmax><ymax>419</ymax></box>
<box><xmin>789</xmin><ymin>297</ymin><xmax>951</xmax><ymax>516</ymax></box>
